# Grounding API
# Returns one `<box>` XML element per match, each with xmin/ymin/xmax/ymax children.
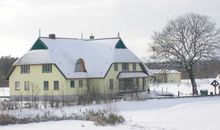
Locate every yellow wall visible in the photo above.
<box><xmin>152</xmin><ymin>72</ymin><xmax>181</xmax><ymax>83</ymax></box>
<box><xmin>9</xmin><ymin>63</ymin><xmax>150</xmax><ymax>98</ymax></box>
<box><xmin>9</xmin><ymin>64</ymin><xmax>66</xmax><ymax>96</ymax></box>
<box><xmin>167</xmin><ymin>73</ymin><xmax>181</xmax><ymax>83</ymax></box>
<box><xmin>65</xmin><ymin>79</ymin><xmax>100</xmax><ymax>95</ymax></box>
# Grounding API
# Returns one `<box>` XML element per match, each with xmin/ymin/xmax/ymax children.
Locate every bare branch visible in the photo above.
<box><xmin>150</xmin><ymin>13</ymin><xmax>220</xmax><ymax>95</ymax></box>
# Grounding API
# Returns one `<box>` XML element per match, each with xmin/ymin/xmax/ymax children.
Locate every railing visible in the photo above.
<box><xmin>0</xmin><ymin>96</ymin><xmax>10</xmax><ymax>99</ymax></box>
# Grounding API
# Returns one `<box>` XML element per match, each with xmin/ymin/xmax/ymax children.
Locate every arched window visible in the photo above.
<box><xmin>75</xmin><ymin>58</ymin><xmax>87</xmax><ymax>72</ymax></box>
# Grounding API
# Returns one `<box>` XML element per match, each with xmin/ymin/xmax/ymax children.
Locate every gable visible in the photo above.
<box><xmin>30</xmin><ymin>39</ymin><xmax>48</xmax><ymax>50</ymax></box>
<box><xmin>115</xmin><ymin>39</ymin><xmax>127</xmax><ymax>49</ymax></box>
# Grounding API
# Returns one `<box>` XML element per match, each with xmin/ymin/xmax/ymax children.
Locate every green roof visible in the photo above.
<box><xmin>30</xmin><ymin>39</ymin><xmax>48</xmax><ymax>50</ymax></box>
<box><xmin>115</xmin><ymin>39</ymin><xmax>127</xmax><ymax>49</ymax></box>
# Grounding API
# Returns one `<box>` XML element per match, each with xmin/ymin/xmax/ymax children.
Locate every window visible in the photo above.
<box><xmin>54</xmin><ymin>81</ymin><xmax>59</xmax><ymax>90</ymax></box>
<box><xmin>109</xmin><ymin>79</ymin><xmax>114</xmax><ymax>90</ymax></box>
<box><xmin>114</xmin><ymin>64</ymin><xmax>118</xmax><ymax>71</ymax></box>
<box><xmin>70</xmin><ymin>80</ymin><xmax>75</xmax><ymax>88</ymax></box>
<box><xmin>79</xmin><ymin>80</ymin><xmax>83</xmax><ymax>87</ymax></box>
<box><xmin>42</xmin><ymin>64</ymin><xmax>52</xmax><ymax>73</ymax></box>
<box><xmin>24</xmin><ymin>81</ymin><xmax>30</xmax><ymax>91</ymax></box>
<box><xmin>44</xmin><ymin>81</ymin><xmax>49</xmax><ymax>91</ymax></box>
<box><xmin>75</xmin><ymin>59</ymin><xmax>87</xmax><ymax>72</ymax></box>
<box><xmin>122</xmin><ymin>63</ymin><xmax>129</xmax><ymax>71</ymax></box>
<box><xmin>135</xmin><ymin>78</ymin><xmax>139</xmax><ymax>87</ymax></box>
<box><xmin>20</xmin><ymin>65</ymin><xmax>30</xmax><ymax>74</ymax></box>
<box><xmin>15</xmin><ymin>81</ymin><xmax>20</xmax><ymax>91</ymax></box>
<box><xmin>132</xmin><ymin>63</ymin><xmax>136</xmax><ymax>71</ymax></box>
<box><xmin>24</xmin><ymin>97</ymin><xmax>31</xmax><ymax>101</ymax></box>
<box><xmin>142</xmin><ymin>78</ymin><xmax>146</xmax><ymax>91</ymax></box>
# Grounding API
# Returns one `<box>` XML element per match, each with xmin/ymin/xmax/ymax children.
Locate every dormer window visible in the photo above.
<box><xmin>122</xmin><ymin>63</ymin><xmax>129</xmax><ymax>71</ymax></box>
<box><xmin>75</xmin><ymin>58</ymin><xmax>87</xmax><ymax>72</ymax></box>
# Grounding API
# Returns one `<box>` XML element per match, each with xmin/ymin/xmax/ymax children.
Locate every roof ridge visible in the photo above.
<box><xmin>84</xmin><ymin>37</ymin><xmax>120</xmax><ymax>41</ymax></box>
<box><xmin>40</xmin><ymin>37</ymin><xmax>80</xmax><ymax>40</ymax></box>
<box><xmin>40</xmin><ymin>37</ymin><xmax>120</xmax><ymax>41</ymax></box>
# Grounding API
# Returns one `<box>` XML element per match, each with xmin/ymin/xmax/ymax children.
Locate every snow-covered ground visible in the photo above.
<box><xmin>1</xmin><ymin>79</ymin><xmax>220</xmax><ymax>129</ymax></box>
<box><xmin>0</xmin><ymin>87</ymin><xmax>9</xmax><ymax>97</ymax></box>
<box><xmin>1</xmin><ymin>96</ymin><xmax>220</xmax><ymax>130</ymax></box>
<box><xmin>150</xmin><ymin>78</ymin><xmax>217</xmax><ymax>96</ymax></box>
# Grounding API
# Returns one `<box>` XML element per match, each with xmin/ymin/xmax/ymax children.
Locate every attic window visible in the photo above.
<box><xmin>75</xmin><ymin>58</ymin><xmax>87</xmax><ymax>72</ymax></box>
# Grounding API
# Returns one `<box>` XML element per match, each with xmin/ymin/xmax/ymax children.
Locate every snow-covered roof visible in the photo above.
<box><xmin>150</xmin><ymin>69</ymin><xmax>181</xmax><ymax>74</ymax></box>
<box><xmin>14</xmin><ymin>50</ymin><xmax>53</xmax><ymax>65</ymax></box>
<box><xmin>118</xmin><ymin>72</ymin><xmax>148</xmax><ymax>79</ymax></box>
<box><xmin>14</xmin><ymin>37</ymin><xmax>145</xmax><ymax>78</ymax></box>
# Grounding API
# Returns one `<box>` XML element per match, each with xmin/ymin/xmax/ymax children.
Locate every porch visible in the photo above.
<box><xmin>117</xmin><ymin>72</ymin><xmax>148</xmax><ymax>93</ymax></box>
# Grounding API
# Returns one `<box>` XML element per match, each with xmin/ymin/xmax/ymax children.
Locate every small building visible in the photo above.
<box><xmin>7</xmin><ymin>34</ymin><xmax>150</xmax><ymax>101</ymax></box>
<box><xmin>150</xmin><ymin>69</ymin><xmax>181</xmax><ymax>83</ymax></box>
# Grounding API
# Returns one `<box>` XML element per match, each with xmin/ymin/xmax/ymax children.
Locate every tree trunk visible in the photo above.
<box><xmin>186</xmin><ymin>67</ymin><xmax>198</xmax><ymax>96</ymax></box>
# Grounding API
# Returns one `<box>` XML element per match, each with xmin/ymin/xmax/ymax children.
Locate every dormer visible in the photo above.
<box><xmin>75</xmin><ymin>58</ymin><xmax>87</xmax><ymax>72</ymax></box>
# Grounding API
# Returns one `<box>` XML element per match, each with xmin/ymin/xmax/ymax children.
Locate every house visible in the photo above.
<box><xmin>7</xmin><ymin>34</ymin><xmax>150</xmax><ymax>101</ymax></box>
<box><xmin>150</xmin><ymin>69</ymin><xmax>181</xmax><ymax>83</ymax></box>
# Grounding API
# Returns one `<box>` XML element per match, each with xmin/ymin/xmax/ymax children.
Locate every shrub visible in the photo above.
<box><xmin>105</xmin><ymin>113</ymin><xmax>125</xmax><ymax>125</ymax></box>
<box><xmin>0</xmin><ymin>114</ymin><xmax>29</xmax><ymax>125</ymax></box>
<box><xmin>83</xmin><ymin>109</ymin><xmax>125</xmax><ymax>126</ymax></box>
<box><xmin>0</xmin><ymin>114</ymin><xmax>17</xmax><ymax>125</ymax></box>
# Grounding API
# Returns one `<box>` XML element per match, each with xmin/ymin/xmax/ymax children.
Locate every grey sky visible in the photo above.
<box><xmin>0</xmin><ymin>0</ymin><xmax>220</xmax><ymax>60</ymax></box>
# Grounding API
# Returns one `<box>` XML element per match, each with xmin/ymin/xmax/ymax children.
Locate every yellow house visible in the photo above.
<box><xmin>150</xmin><ymin>69</ymin><xmax>181</xmax><ymax>83</ymax></box>
<box><xmin>7</xmin><ymin>34</ymin><xmax>150</xmax><ymax>101</ymax></box>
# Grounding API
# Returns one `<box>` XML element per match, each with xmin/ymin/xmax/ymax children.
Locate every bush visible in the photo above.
<box><xmin>0</xmin><ymin>103</ymin><xmax>124</xmax><ymax>126</ymax></box>
<box><xmin>0</xmin><ymin>114</ymin><xmax>29</xmax><ymax>125</ymax></box>
<box><xmin>83</xmin><ymin>109</ymin><xmax>125</xmax><ymax>126</ymax></box>
<box><xmin>0</xmin><ymin>114</ymin><xmax>17</xmax><ymax>125</ymax></box>
<box><xmin>105</xmin><ymin>113</ymin><xmax>125</xmax><ymax>125</ymax></box>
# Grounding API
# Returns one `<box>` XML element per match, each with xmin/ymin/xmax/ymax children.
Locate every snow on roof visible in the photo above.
<box><xmin>14</xmin><ymin>37</ymin><xmax>144</xmax><ymax>78</ymax></box>
<box><xmin>118</xmin><ymin>72</ymin><xmax>149</xmax><ymax>79</ymax></box>
<box><xmin>14</xmin><ymin>50</ymin><xmax>54</xmax><ymax>65</ymax></box>
<box><xmin>150</xmin><ymin>69</ymin><xmax>181</xmax><ymax>74</ymax></box>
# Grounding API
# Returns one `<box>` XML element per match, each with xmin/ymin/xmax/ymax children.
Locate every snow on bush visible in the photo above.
<box><xmin>0</xmin><ymin>103</ymin><xmax>124</xmax><ymax>126</ymax></box>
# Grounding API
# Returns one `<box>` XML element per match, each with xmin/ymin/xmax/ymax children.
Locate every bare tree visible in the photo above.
<box><xmin>150</xmin><ymin>13</ymin><xmax>220</xmax><ymax>95</ymax></box>
<box><xmin>30</xmin><ymin>83</ymin><xmax>40</xmax><ymax>107</ymax></box>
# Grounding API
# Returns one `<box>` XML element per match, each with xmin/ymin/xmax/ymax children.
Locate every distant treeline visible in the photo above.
<box><xmin>0</xmin><ymin>56</ymin><xmax>18</xmax><ymax>87</ymax></box>
<box><xmin>146</xmin><ymin>60</ymin><xmax>220</xmax><ymax>79</ymax></box>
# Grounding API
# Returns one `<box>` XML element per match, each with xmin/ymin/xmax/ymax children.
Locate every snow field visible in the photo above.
<box><xmin>1</xmin><ymin>96</ymin><xmax>220</xmax><ymax>130</ymax></box>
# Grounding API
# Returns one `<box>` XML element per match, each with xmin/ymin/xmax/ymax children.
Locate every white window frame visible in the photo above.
<box><xmin>24</xmin><ymin>81</ymin><xmax>30</xmax><ymax>91</ymax></box>
<box><xmin>122</xmin><ymin>63</ymin><xmax>129</xmax><ymax>71</ymax></box>
<box><xmin>54</xmin><ymin>81</ymin><xmax>59</xmax><ymax>90</ymax></box>
<box><xmin>79</xmin><ymin>80</ymin><xmax>83</xmax><ymax>87</ymax></box>
<box><xmin>109</xmin><ymin>79</ymin><xmax>114</xmax><ymax>90</ymax></box>
<box><xmin>20</xmin><ymin>65</ymin><xmax>30</xmax><ymax>74</ymax></box>
<box><xmin>132</xmin><ymin>63</ymin><xmax>136</xmax><ymax>71</ymax></box>
<box><xmin>44</xmin><ymin>81</ymin><xmax>49</xmax><ymax>91</ymax></box>
<box><xmin>42</xmin><ymin>64</ymin><xmax>52</xmax><ymax>73</ymax></box>
<box><xmin>70</xmin><ymin>80</ymin><xmax>75</xmax><ymax>88</ymax></box>
<box><xmin>15</xmin><ymin>81</ymin><xmax>20</xmax><ymax>91</ymax></box>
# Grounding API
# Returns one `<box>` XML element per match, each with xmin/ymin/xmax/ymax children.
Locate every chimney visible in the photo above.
<box><xmin>49</xmin><ymin>34</ymin><xmax>56</xmax><ymax>39</ymax></box>
<box><xmin>89</xmin><ymin>34</ymin><xmax>94</xmax><ymax>39</ymax></box>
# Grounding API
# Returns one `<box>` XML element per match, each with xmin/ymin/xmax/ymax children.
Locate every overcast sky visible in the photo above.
<box><xmin>1</xmin><ymin>0</ymin><xmax>220</xmax><ymax>61</ymax></box>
